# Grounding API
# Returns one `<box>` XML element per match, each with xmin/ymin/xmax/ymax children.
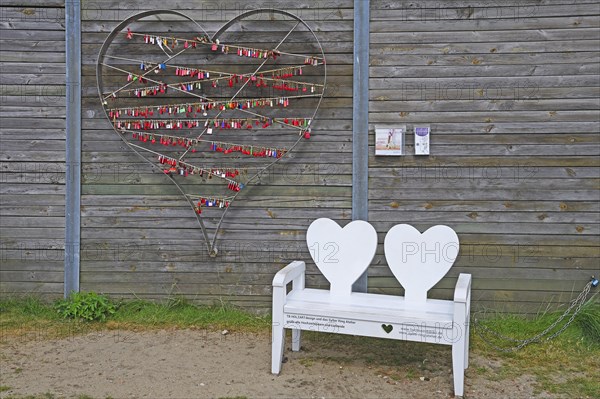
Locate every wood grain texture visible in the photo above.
<box><xmin>1</xmin><ymin>0</ymin><xmax>598</xmax><ymax>314</ymax></box>
<box><xmin>0</xmin><ymin>3</ymin><xmax>66</xmax><ymax>295</ymax></box>
<box><xmin>368</xmin><ymin>0</ymin><xmax>600</xmax><ymax>313</ymax></box>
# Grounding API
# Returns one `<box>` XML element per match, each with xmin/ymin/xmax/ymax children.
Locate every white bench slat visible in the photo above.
<box><xmin>285</xmin><ymin>288</ymin><xmax>454</xmax><ymax>325</ymax></box>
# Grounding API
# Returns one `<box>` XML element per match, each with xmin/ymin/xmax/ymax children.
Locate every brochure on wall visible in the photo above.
<box><xmin>414</xmin><ymin>125</ymin><xmax>431</xmax><ymax>155</ymax></box>
<box><xmin>375</xmin><ymin>127</ymin><xmax>405</xmax><ymax>156</ymax></box>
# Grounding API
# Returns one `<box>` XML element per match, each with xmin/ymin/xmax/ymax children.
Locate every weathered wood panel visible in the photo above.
<box><xmin>2</xmin><ymin>0</ymin><xmax>597</xmax><ymax>314</ymax></box>
<box><xmin>0</xmin><ymin>1</ymin><xmax>66</xmax><ymax>297</ymax></box>
<box><xmin>368</xmin><ymin>0</ymin><xmax>600</xmax><ymax>312</ymax></box>
<box><xmin>78</xmin><ymin>1</ymin><xmax>355</xmax><ymax>305</ymax></box>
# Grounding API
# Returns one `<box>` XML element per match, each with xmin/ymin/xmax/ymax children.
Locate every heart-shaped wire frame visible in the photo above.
<box><xmin>96</xmin><ymin>9</ymin><xmax>327</xmax><ymax>257</ymax></box>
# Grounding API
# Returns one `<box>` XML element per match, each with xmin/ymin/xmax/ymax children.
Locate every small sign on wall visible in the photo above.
<box><xmin>414</xmin><ymin>125</ymin><xmax>431</xmax><ymax>155</ymax></box>
<box><xmin>375</xmin><ymin>126</ymin><xmax>405</xmax><ymax>156</ymax></box>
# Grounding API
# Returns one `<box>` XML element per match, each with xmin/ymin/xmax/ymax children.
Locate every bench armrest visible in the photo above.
<box><xmin>453</xmin><ymin>273</ymin><xmax>472</xmax><ymax>303</ymax></box>
<box><xmin>273</xmin><ymin>261</ymin><xmax>306</xmax><ymax>288</ymax></box>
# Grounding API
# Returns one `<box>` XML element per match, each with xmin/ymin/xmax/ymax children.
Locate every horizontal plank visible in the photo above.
<box><xmin>141</xmin><ymin>205</ymin><xmax>600</xmax><ymax>225</ymax></box>
<box><xmin>0</xmin><ymin>73</ymin><xmax>66</xmax><ymax>85</ymax></box>
<box><xmin>0</xmin><ymin>63</ymin><xmax>65</xmax><ymax>75</ymax></box>
<box><xmin>7</xmin><ymin>224</ymin><xmax>598</xmax><ymax>241</ymax></box>
<box><xmin>368</xmin><ymin>166</ymin><xmax>600</xmax><ymax>179</ymax></box>
<box><xmin>89</xmin><ymin>121</ymin><xmax>598</xmax><ymax>135</ymax></box>
<box><xmin>75</xmin><ymin>141</ymin><xmax>600</xmax><ymax>157</ymax></box>
<box><xmin>0</xmin><ymin>271</ymin><xmax>63</xmax><ymax>283</ymax></box>
<box><xmin>370</xmin><ymin>16</ymin><xmax>600</xmax><ymax>32</ymax></box>
<box><xmin>0</xmin><ymin>50</ymin><xmax>67</xmax><ymax>62</ymax></box>
<box><xmin>73</xmin><ymin>170</ymin><xmax>600</xmax><ymax>189</ymax></box>
<box><xmin>0</xmin><ymin>183</ymin><xmax>65</xmax><ymax>194</ymax></box>
<box><xmin>74</xmin><ymin>197</ymin><xmax>599</xmax><ymax>213</ymax></box>
<box><xmin>0</xmin><ymin>1</ymin><xmax>64</xmax><ymax>6</ymax></box>
<box><xmin>370</xmin><ymin>99</ymin><xmax>600</xmax><ymax>113</ymax></box>
<box><xmin>370</xmin><ymin>28</ymin><xmax>600</xmax><ymax>44</ymax></box>
<box><xmin>371</xmin><ymin>3</ymin><xmax>600</xmax><ymax>20</ymax></box>
<box><xmin>0</xmin><ymin>29</ymin><xmax>65</xmax><ymax>42</ymax></box>
<box><xmin>0</xmin><ymin>205</ymin><xmax>65</xmax><ymax>217</ymax></box>
<box><xmin>371</xmin><ymin>75</ymin><xmax>600</xmax><ymax>90</ymax></box>
<box><xmin>370</xmin><ymin>52</ymin><xmax>600</xmax><ymax>66</ymax></box>
<box><xmin>370</xmin><ymin>111</ymin><xmax>600</xmax><ymax>124</ymax></box>
<box><xmin>0</xmin><ymin>118</ymin><xmax>65</xmax><ymax>129</ymax></box>
<box><xmin>0</xmin><ymin>39</ymin><xmax>64</xmax><ymax>52</ymax></box>
<box><xmin>4</xmin><ymin>230</ymin><xmax>599</xmax><ymax>252</ymax></box>
<box><xmin>76</xmin><ymin>154</ymin><xmax>599</xmax><ymax>168</ymax></box>
<box><xmin>0</xmin><ymin>282</ymin><xmax>63</xmax><ymax>294</ymax></box>
<box><xmin>370</xmin><ymin>40</ymin><xmax>600</xmax><ymax>55</ymax></box>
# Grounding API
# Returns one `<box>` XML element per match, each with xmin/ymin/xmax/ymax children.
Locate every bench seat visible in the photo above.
<box><xmin>285</xmin><ymin>288</ymin><xmax>454</xmax><ymax>327</ymax></box>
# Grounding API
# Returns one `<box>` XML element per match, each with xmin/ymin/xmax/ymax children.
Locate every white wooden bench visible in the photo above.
<box><xmin>272</xmin><ymin>218</ymin><xmax>472</xmax><ymax>397</ymax></box>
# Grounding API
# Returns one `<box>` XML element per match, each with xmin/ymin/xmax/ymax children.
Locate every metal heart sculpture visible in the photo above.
<box><xmin>96</xmin><ymin>9</ymin><xmax>326</xmax><ymax>256</ymax></box>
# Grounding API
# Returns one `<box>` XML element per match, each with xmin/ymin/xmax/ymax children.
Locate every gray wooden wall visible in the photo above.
<box><xmin>1</xmin><ymin>0</ymin><xmax>598</xmax><ymax>313</ymax></box>
<box><xmin>368</xmin><ymin>0</ymin><xmax>600</xmax><ymax>312</ymax></box>
<box><xmin>0</xmin><ymin>0</ymin><xmax>66</xmax><ymax>297</ymax></box>
<box><xmin>79</xmin><ymin>0</ymin><xmax>354</xmax><ymax>310</ymax></box>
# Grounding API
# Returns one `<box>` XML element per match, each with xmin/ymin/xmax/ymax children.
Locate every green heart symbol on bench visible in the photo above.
<box><xmin>381</xmin><ymin>324</ymin><xmax>393</xmax><ymax>334</ymax></box>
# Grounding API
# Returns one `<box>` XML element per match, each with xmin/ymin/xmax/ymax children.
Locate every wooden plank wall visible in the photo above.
<box><xmin>0</xmin><ymin>1</ymin><xmax>66</xmax><ymax>297</ymax></box>
<box><xmin>1</xmin><ymin>1</ymin><xmax>597</xmax><ymax>314</ymax></box>
<box><xmin>80</xmin><ymin>1</ymin><xmax>354</xmax><ymax>309</ymax></box>
<box><xmin>368</xmin><ymin>0</ymin><xmax>600</xmax><ymax>312</ymax></box>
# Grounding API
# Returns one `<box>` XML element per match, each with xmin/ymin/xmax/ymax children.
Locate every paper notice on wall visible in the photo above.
<box><xmin>414</xmin><ymin>125</ymin><xmax>430</xmax><ymax>155</ymax></box>
<box><xmin>375</xmin><ymin>127</ymin><xmax>405</xmax><ymax>156</ymax></box>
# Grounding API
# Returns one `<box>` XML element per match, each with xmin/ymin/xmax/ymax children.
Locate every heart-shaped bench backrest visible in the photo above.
<box><xmin>306</xmin><ymin>218</ymin><xmax>377</xmax><ymax>298</ymax></box>
<box><xmin>384</xmin><ymin>224</ymin><xmax>459</xmax><ymax>303</ymax></box>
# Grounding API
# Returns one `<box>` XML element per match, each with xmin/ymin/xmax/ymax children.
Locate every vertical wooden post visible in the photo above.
<box><xmin>352</xmin><ymin>0</ymin><xmax>370</xmax><ymax>292</ymax></box>
<box><xmin>64</xmin><ymin>0</ymin><xmax>81</xmax><ymax>297</ymax></box>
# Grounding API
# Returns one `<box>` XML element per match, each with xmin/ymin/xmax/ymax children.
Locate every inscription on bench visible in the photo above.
<box><xmin>284</xmin><ymin>314</ymin><xmax>356</xmax><ymax>332</ymax></box>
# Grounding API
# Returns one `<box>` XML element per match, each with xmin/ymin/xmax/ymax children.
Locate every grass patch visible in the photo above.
<box><xmin>0</xmin><ymin>295</ymin><xmax>270</xmax><ymax>342</ymax></box>
<box><xmin>109</xmin><ymin>296</ymin><xmax>269</xmax><ymax>332</ymax></box>
<box><xmin>472</xmin><ymin>300</ymin><xmax>600</xmax><ymax>397</ymax></box>
<box><xmin>576</xmin><ymin>302</ymin><xmax>600</xmax><ymax>343</ymax></box>
<box><xmin>0</xmin><ymin>385</ymin><xmax>11</xmax><ymax>392</ymax></box>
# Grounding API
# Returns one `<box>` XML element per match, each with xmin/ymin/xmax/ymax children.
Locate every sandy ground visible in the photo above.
<box><xmin>0</xmin><ymin>328</ymin><xmax>561</xmax><ymax>399</ymax></box>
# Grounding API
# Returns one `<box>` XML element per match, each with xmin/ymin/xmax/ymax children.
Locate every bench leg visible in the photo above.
<box><xmin>291</xmin><ymin>328</ymin><xmax>301</xmax><ymax>351</ymax></box>
<box><xmin>452</xmin><ymin>338</ymin><xmax>466</xmax><ymax>397</ymax></box>
<box><xmin>464</xmin><ymin>304</ymin><xmax>471</xmax><ymax>369</ymax></box>
<box><xmin>271</xmin><ymin>322</ymin><xmax>285</xmax><ymax>374</ymax></box>
<box><xmin>464</xmin><ymin>319</ymin><xmax>470</xmax><ymax>369</ymax></box>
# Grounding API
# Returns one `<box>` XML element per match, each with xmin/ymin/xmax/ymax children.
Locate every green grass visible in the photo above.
<box><xmin>0</xmin><ymin>385</ymin><xmax>12</xmax><ymax>392</ymax></box>
<box><xmin>472</xmin><ymin>300</ymin><xmax>600</xmax><ymax>397</ymax></box>
<box><xmin>0</xmin><ymin>295</ymin><xmax>270</xmax><ymax>342</ymax></box>
<box><xmin>109</xmin><ymin>296</ymin><xmax>269</xmax><ymax>331</ymax></box>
